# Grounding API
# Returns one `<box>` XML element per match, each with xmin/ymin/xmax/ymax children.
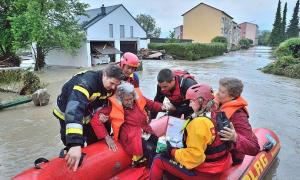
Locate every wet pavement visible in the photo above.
<box><xmin>0</xmin><ymin>46</ymin><xmax>300</xmax><ymax>179</ymax></box>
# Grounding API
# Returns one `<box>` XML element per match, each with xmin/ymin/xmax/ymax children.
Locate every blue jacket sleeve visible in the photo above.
<box><xmin>64</xmin><ymin>84</ymin><xmax>91</xmax><ymax>146</ymax></box>
<box><xmin>133</xmin><ymin>72</ymin><xmax>140</xmax><ymax>87</ymax></box>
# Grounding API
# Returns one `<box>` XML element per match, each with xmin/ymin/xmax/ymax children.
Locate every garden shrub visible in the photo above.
<box><xmin>211</xmin><ymin>36</ymin><xmax>228</xmax><ymax>44</ymax></box>
<box><xmin>149</xmin><ymin>42</ymin><xmax>227</xmax><ymax>60</ymax></box>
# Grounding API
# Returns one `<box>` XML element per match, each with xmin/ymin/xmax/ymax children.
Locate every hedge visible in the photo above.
<box><xmin>148</xmin><ymin>42</ymin><xmax>227</xmax><ymax>60</ymax></box>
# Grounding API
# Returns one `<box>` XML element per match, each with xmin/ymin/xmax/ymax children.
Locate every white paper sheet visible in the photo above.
<box><xmin>165</xmin><ymin>116</ymin><xmax>186</xmax><ymax>148</ymax></box>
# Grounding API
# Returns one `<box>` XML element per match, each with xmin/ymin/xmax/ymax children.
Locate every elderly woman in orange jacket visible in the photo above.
<box><xmin>90</xmin><ymin>82</ymin><xmax>169</xmax><ymax>166</ymax></box>
<box><xmin>215</xmin><ymin>77</ymin><xmax>260</xmax><ymax>165</ymax></box>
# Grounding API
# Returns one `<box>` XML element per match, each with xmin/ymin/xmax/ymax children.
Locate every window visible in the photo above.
<box><xmin>109</xmin><ymin>24</ymin><xmax>113</xmax><ymax>38</ymax></box>
<box><xmin>120</xmin><ymin>25</ymin><xmax>125</xmax><ymax>38</ymax></box>
<box><xmin>130</xmin><ymin>26</ymin><xmax>133</xmax><ymax>38</ymax></box>
<box><xmin>222</xmin><ymin>16</ymin><xmax>225</xmax><ymax>22</ymax></box>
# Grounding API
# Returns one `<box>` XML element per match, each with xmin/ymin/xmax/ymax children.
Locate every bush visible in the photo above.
<box><xmin>239</xmin><ymin>38</ymin><xmax>251</xmax><ymax>49</ymax></box>
<box><xmin>230</xmin><ymin>44</ymin><xmax>240</xmax><ymax>51</ymax></box>
<box><xmin>211</xmin><ymin>36</ymin><xmax>228</xmax><ymax>44</ymax></box>
<box><xmin>247</xmin><ymin>38</ymin><xmax>254</xmax><ymax>45</ymax></box>
<box><xmin>274</xmin><ymin>38</ymin><xmax>300</xmax><ymax>58</ymax></box>
<box><xmin>287</xmin><ymin>63</ymin><xmax>300</xmax><ymax>78</ymax></box>
<box><xmin>0</xmin><ymin>69</ymin><xmax>45</xmax><ymax>94</ymax></box>
<box><xmin>20</xmin><ymin>71</ymin><xmax>44</xmax><ymax>95</ymax></box>
<box><xmin>149</xmin><ymin>42</ymin><xmax>227</xmax><ymax>60</ymax></box>
<box><xmin>262</xmin><ymin>56</ymin><xmax>300</xmax><ymax>78</ymax></box>
<box><xmin>262</xmin><ymin>38</ymin><xmax>300</xmax><ymax>79</ymax></box>
<box><xmin>0</xmin><ymin>69</ymin><xmax>22</xmax><ymax>85</ymax></box>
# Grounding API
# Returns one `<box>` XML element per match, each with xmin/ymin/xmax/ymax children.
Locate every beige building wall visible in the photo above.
<box><xmin>183</xmin><ymin>5</ymin><xmax>222</xmax><ymax>43</ymax></box>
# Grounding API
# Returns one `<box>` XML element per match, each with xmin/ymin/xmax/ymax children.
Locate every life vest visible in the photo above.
<box><xmin>182</xmin><ymin>115</ymin><xmax>229</xmax><ymax>165</ymax></box>
<box><xmin>220</xmin><ymin>96</ymin><xmax>249</xmax><ymax>119</ymax></box>
<box><xmin>109</xmin><ymin>88</ymin><xmax>147</xmax><ymax>141</ymax></box>
<box><xmin>204</xmin><ymin>126</ymin><xmax>229</xmax><ymax>163</ymax></box>
<box><xmin>172</xmin><ymin>70</ymin><xmax>195</xmax><ymax>80</ymax></box>
<box><xmin>162</xmin><ymin>70</ymin><xmax>195</xmax><ymax>104</ymax></box>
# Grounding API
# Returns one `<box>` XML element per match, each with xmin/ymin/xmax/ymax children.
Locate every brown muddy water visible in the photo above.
<box><xmin>0</xmin><ymin>46</ymin><xmax>300</xmax><ymax>179</ymax></box>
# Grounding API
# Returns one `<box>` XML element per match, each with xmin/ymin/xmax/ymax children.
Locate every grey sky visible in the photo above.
<box><xmin>80</xmin><ymin>0</ymin><xmax>299</xmax><ymax>37</ymax></box>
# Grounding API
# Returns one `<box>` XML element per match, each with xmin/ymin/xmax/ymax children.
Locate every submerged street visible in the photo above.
<box><xmin>1</xmin><ymin>46</ymin><xmax>300</xmax><ymax>179</ymax></box>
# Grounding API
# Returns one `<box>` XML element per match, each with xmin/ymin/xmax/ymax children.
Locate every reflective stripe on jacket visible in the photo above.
<box><xmin>53</xmin><ymin>106</ymin><xmax>92</xmax><ymax>124</ymax></box>
<box><xmin>55</xmin><ymin>70</ymin><xmax>113</xmax><ymax>146</ymax></box>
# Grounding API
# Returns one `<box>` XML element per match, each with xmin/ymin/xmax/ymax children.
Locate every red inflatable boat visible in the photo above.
<box><xmin>14</xmin><ymin>116</ymin><xmax>280</xmax><ymax>180</ymax></box>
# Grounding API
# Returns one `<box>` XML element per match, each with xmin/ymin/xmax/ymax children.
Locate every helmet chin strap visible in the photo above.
<box><xmin>196</xmin><ymin>109</ymin><xmax>205</xmax><ymax>116</ymax></box>
<box><xmin>196</xmin><ymin>99</ymin><xmax>215</xmax><ymax>116</ymax></box>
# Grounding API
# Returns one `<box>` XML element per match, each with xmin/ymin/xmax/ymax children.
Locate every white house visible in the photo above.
<box><xmin>174</xmin><ymin>25</ymin><xmax>183</xmax><ymax>39</ymax></box>
<box><xmin>46</xmin><ymin>4</ymin><xmax>147</xmax><ymax>67</ymax></box>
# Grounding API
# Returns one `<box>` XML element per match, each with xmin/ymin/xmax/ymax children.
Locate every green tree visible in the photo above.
<box><xmin>136</xmin><ymin>14</ymin><xmax>161</xmax><ymax>38</ymax></box>
<box><xmin>0</xmin><ymin>0</ymin><xmax>26</xmax><ymax>66</ymax></box>
<box><xmin>10</xmin><ymin>0</ymin><xmax>88</xmax><ymax>71</ymax></box>
<box><xmin>258</xmin><ymin>31</ymin><xmax>271</xmax><ymax>45</ymax></box>
<box><xmin>286</xmin><ymin>0</ymin><xmax>299</xmax><ymax>38</ymax></box>
<box><xmin>281</xmin><ymin>2</ymin><xmax>287</xmax><ymax>40</ymax></box>
<box><xmin>0</xmin><ymin>0</ymin><xmax>14</xmax><ymax>56</ymax></box>
<box><xmin>166</xmin><ymin>30</ymin><xmax>179</xmax><ymax>43</ymax></box>
<box><xmin>169</xmin><ymin>30</ymin><xmax>175</xmax><ymax>39</ymax></box>
<box><xmin>269</xmin><ymin>0</ymin><xmax>283</xmax><ymax>46</ymax></box>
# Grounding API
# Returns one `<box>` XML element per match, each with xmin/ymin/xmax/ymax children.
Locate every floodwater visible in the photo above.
<box><xmin>1</xmin><ymin>46</ymin><xmax>300</xmax><ymax>179</ymax></box>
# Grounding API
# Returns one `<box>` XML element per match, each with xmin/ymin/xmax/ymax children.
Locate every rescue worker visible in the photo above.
<box><xmin>119</xmin><ymin>52</ymin><xmax>140</xmax><ymax>87</ymax></box>
<box><xmin>53</xmin><ymin>64</ymin><xmax>124</xmax><ymax>172</ymax></box>
<box><xmin>90</xmin><ymin>82</ymin><xmax>169</xmax><ymax>167</ymax></box>
<box><xmin>151</xmin><ymin>68</ymin><xmax>197</xmax><ymax>119</ymax></box>
<box><xmin>150</xmin><ymin>84</ymin><xmax>232</xmax><ymax>180</ymax></box>
<box><xmin>215</xmin><ymin>77</ymin><xmax>260</xmax><ymax>165</ymax></box>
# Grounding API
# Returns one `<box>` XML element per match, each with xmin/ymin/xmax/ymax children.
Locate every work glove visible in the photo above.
<box><xmin>162</xmin><ymin>101</ymin><xmax>176</xmax><ymax>111</ymax></box>
<box><xmin>161</xmin><ymin>141</ymin><xmax>173</xmax><ymax>159</ymax></box>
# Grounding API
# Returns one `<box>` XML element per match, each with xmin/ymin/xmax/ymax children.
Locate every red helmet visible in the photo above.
<box><xmin>120</xmin><ymin>52</ymin><xmax>140</xmax><ymax>68</ymax></box>
<box><xmin>186</xmin><ymin>84</ymin><xmax>214</xmax><ymax>106</ymax></box>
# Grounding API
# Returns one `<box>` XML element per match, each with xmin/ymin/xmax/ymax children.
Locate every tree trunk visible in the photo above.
<box><xmin>0</xmin><ymin>45</ymin><xmax>6</xmax><ymax>55</ymax></box>
<box><xmin>34</xmin><ymin>44</ymin><xmax>45</xmax><ymax>71</ymax></box>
